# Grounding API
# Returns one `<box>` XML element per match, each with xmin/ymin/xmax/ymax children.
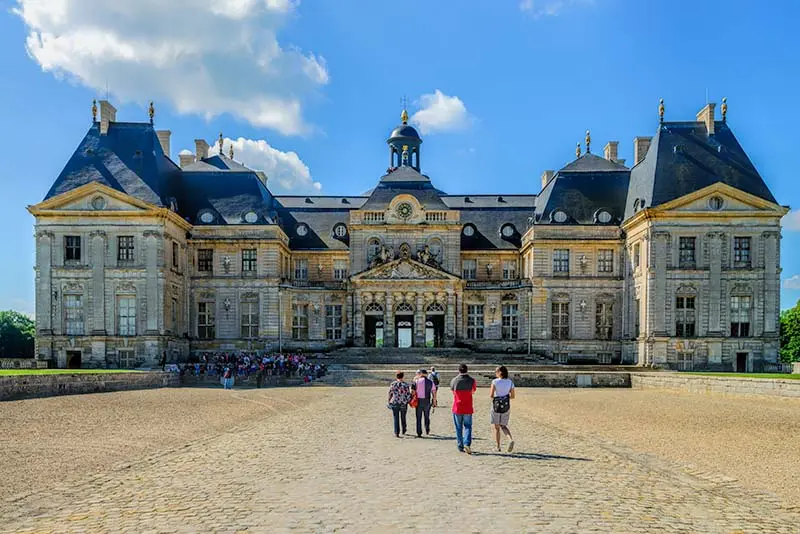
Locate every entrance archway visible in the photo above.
<box><xmin>425</xmin><ymin>302</ymin><xmax>446</xmax><ymax>348</ymax></box>
<box><xmin>395</xmin><ymin>302</ymin><xmax>414</xmax><ymax>348</ymax></box>
<box><xmin>364</xmin><ymin>302</ymin><xmax>385</xmax><ymax>347</ymax></box>
<box><xmin>66</xmin><ymin>350</ymin><xmax>82</xmax><ymax>369</ymax></box>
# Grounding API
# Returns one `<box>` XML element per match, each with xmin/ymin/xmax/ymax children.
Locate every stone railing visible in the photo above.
<box><xmin>465</xmin><ymin>279</ymin><xmax>533</xmax><ymax>290</ymax></box>
<box><xmin>1</xmin><ymin>372</ymin><xmax>179</xmax><ymax>402</ymax></box>
<box><xmin>631</xmin><ymin>373</ymin><xmax>800</xmax><ymax>399</ymax></box>
<box><xmin>285</xmin><ymin>280</ymin><xmax>347</xmax><ymax>290</ymax></box>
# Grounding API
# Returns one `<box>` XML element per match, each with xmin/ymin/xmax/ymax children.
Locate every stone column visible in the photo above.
<box><xmin>353</xmin><ymin>290</ymin><xmax>364</xmax><ymax>346</ymax></box>
<box><xmin>445</xmin><ymin>289</ymin><xmax>456</xmax><ymax>345</ymax></box>
<box><xmin>652</xmin><ymin>231</ymin><xmax>668</xmax><ymax>336</ymax></box>
<box><xmin>144</xmin><ymin>231</ymin><xmax>160</xmax><ymax>333</ymax></box>
<box><xmin>36</xmin><ymin>231</ymin><xmax>54</xmax><ymax>334</ymax></box>
<box><xmin>763</xmin><ymin>231</ymin><xmax>779</xmax><ymax>334</ymax></box>
<box><xmin>708</xmin><ymin>232</ymin><xmax>723</xmax><ymax>335</ymax></box>
<box><xmin>90</xmin><ymin>231</ymin><xmax>107</xmax><ymax>335</ymax></box>
<box><xmin>385</xmin><ymin>292</ymin><xmax>395</xmax><ymax>347</ymax></box>
<box><xmin>415</xmin><ymin>292</ymin><xmax>425</xmax><ymax>347</ymax></box>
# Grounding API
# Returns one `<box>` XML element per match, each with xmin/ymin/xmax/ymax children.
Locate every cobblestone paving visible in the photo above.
<box><xmin>2</xmin><ymin>387</ymin><xmax>799</xmax><ymax>533</ymax></box>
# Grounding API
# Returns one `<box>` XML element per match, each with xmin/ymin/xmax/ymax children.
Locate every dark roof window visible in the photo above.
<box><xmin>304</xmin><ymin>197</ymin><xmax>313</xmax><ymax>204</ymax></box>
<box><xmin>332</xmin><ymin>223</ymin><xmax>348</xmax><ymax>239</ymax></box>
<box><xmin>463</xmin><ymin>224</ymin><xmax>475</xmax><ymax>237</ymax></box>
<box><xmin>595</xmin><ymin>209</ymin><xmax>612</xmax><ymax>224</ymax></box>
<box><xmin>500</xmin><ymin>223</ymin><xmax>516</xmax><ymax>238</ymax></box>
<box><xmin>296</xmin><ymin>223</ymin><xmax>309</xmax><ymax>236</ymax></box>
<box><xmin>198</xmin><ymin>210</ymin><xmax>215</xmax><ymax>224</ymax></box>
<box><xmin>551</xmin><ymin>210</ymin><xmax>568</xmax><ymax>223</ymax></box>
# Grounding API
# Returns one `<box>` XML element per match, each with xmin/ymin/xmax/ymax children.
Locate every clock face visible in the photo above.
<box><xmin>396</xmin><ymin>202</ymin><xmax>413</xmax><ymax>220</ymax></box>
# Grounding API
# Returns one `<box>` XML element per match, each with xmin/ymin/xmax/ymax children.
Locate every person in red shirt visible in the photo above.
<box><xmin>450</xmin><ymin>363</ymin><xmax>477</xmax><ymax>454</ymax></box>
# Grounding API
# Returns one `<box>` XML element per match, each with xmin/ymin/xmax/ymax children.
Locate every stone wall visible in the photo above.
<box><xmin>0</xmin><ymin>358</ymin><xmax>48</xmax><ymax>369</ymax></box>
<box><xmin>631</xmin><ymin>373</ymin><xmax>800</xmax><ymax>399</ymax></box>
<box><xmin>0</xmin><ymin>372</ymin><xmax>179</xmax><ymax>402</ymax></box>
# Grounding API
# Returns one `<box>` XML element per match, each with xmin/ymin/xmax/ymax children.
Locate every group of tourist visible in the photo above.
<box><xmin>387</xmin><ymin>364</ymin><xmax>515</xmax><ymax>454</ymax></box>
<box><xmin>167</xmin><ymin>351</ymin><xmax>327</xmax><ymax>389</ymax></box>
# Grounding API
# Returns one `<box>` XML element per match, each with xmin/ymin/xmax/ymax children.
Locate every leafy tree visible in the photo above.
<box><xmin>779</xmin><ymin>301</ymin><xmax>800</xmax><ymax>363</ymax></box>
<box><xmin>0</xmin><ymin>310</ymin><xmax>35</xmax><ymax>358</ymax></box>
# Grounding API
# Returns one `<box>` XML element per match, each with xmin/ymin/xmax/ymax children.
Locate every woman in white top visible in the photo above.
<box><xmin>489</xmin><ymin>365</ymin><xmax>515</xmax><ymax>453</ymax></box>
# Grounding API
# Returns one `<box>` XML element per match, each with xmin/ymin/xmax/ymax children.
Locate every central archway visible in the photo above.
<box><xmin>395</xmin><ymin>302</ymin><xmax>414</xmax><ymax>348</ymax></box>
<box><xmin>425</xmin><ymin>302</ymin><xmax>446</xmax><ymax>348</ymax></box>
<box><xmin>363</xmin><ymin>302</ymin><xmax>385</xmax><ymax>347</ymax></box>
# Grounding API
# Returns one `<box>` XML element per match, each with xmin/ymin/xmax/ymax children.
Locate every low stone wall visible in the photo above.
<box><xmin>322</xmin><ymin>369</ymin><xmax>631</xmax><ymax>388</ymax></box>
<box><xmin>0</xmin><ymin>358</ymin><xmax>47</xmax><ymax>370</ymax></box>
<box><xmin>631</xmin><ymin>373</ymin><xmax>800</xmax><ymax>399</ymax></box>
<box><xmin>0</xmin><ymin>372</ymin><xmax>179</xmax><ymax>402</ymax></box>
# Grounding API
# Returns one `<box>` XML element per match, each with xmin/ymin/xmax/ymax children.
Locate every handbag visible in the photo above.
<box><xmin>409</xmin><ymin>391</ymin><xmax>418</xmax><ymax>408</ymax></box>
<box><xmin>492</xmin><ymin>395</ymin><xmax>510</xmax><ymax>414</ymax></box>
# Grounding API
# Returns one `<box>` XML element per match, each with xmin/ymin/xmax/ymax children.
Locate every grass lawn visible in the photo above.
<box><xmin>0</xmin><ymin>369</ymin><xmax>145</xmax><ymax>376</ymax></box>
<box><xmin>684</xmin><ymin>372</ymin><xmax>800</xmax><ymax>380</ymax></box>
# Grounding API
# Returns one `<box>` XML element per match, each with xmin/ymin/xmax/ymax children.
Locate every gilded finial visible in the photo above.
<box><xmin>585</xmin><ymin>130</ymin><xmax>591</xmax><ymax>153</ymax></box>
<box><xmin>659</xmin><ymin>98</ymin><xmax>665</xmax><ymax>123</ymax></box>
<box><xmin>91</xmin><ymin>99</ymin><xmax>97</xmax><ymax>122</ymax></box>
<box><xmin>401</xmin><ymin>109</ymin><xmax>409</xmax><ymax>125</ymax></box>
<box><xmin>576</xmin><ymin>142</ymin><xmax>581</xmax><ymax>159</ymax></box>
<box><xmin>721</xmin><ymin>97</ymin><xmax>728</xmax><ymax>122</ymax></box>
<box><xmin>148</xmin><ymin>101</ymin><xmax>155</xmax><ymax>124</ymax></box>
<box><xmin>229</xmin><ymin>144</ymin><xmax>234</xmax><ymax>159</ymax></box>
<box><xmin>218</xmin><ymin>132</ymin><xmax>224</xmax><ymax>154</ymax></box>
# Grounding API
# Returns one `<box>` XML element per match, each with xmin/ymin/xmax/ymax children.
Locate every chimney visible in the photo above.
<box><xmin>696</xmin><ymin>103</ymin><xmax>716</xmax><ymax>135</ymax></box>
<box><xmin>178</xmin><ymin>150</ymin><xmax>195</xmax><ymax>168</ymax></box>
<box><xmin>634</xmin><ymin>136</ymin><xmax>652</xmax><ymax>165</ymax></box>
<box><xmin>541</xmin><ymin>170</ymin><xmax>554</xmax><ymax>189</ymax></box>
<box><xmin>195</xmin><ymin>139</ymin><xmax>209</xmax><ymax>160</ymax></box>
<box><xmin>156</xmin><ymin>130</ymin><xmax>171</xmax><ymax>158</ymax></box>
<box><xmin>99</xmin><ymin>100</ymin><xmax>116</xmax><ymax>135</ymax></box>
<box><xmin>603</xmin><ymin>141</ymin><xmax>619</xmax><ymax>162</ymax></box>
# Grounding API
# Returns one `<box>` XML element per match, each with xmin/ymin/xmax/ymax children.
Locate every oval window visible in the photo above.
<box><xmin>463</xmin><ymin>225</ymin><xmax>475</xmax><ymax>237</ymax></box>
<box><xmin>91</xmin><ymin>196</ymin><xmax>106</xmax><ymax>210</ymax></box>
<box><xmin>708</xmin><ymin>196</ymin><xmax>724</xmax><ymax>211</ymax></box>
<box><xmin>552</xmin><ymin>210</ymin><xmax>568</xmax><ymax>223</ymax></box>
<box><xmin>244</xmin><ymin>211</ymin><xmax>258</xmax><ymax>223</ymax></box>
<box><xmin>501</xmin><ymin>224</ymin><xmax>516</xmax><ymax>237</ymax></box>
<box><xmin>199</xmin><ymin>211</ymin><xmax>215</xmax><ymax>224</ymax></box>
<box><xmin>333</xmin><ymin>224</ymin><xmax>347</xmax><ymax>238</ymax></box>
<box><xmin>296</xmin><ymin>223</ymin><xmax>308</xmax><ymax>236</ymax></box>
<box><xmin>597</xmin><ymin>210</ymin><xmax>612</xmax><ymax>224</ymax></box>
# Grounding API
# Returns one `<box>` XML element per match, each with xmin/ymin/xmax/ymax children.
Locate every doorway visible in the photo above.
<box><xmin>396</xmin><ymin>319</ymin><xmax>413</xmax><ymax>348</ymax></box>
<box><xmin>425</xmin><ymin>315</ymin><xmax>445</xmax><ymax>347</ymax></box>
<box><xmin>364</xmin><ymin>315</ymin><xmax>384</xmax><ymax>347</ymax></box>
<box><xmin>736</xmin><ymin>352</ymin><xmax>748</xmax><ymax>373</ymax></box>
<box><xmin>66</xmin><ymin>350</ymin><xmax>82</xmax><ymax>369</ymax></box>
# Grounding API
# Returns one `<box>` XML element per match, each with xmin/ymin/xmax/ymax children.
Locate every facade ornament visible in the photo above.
<box><xmin>576</xmin><ymin>142</ymin><xmax>581</xmax><ymax>159</ymax></box>
<box><xmin>219</xmin><ymin>132</ymin><xmax>224</xmax><ymax>154</ymax></box>
<box><xmin>200</xmin><ymin>291</ymin><xmax>215</xmax><ymax>300</ymax></box>
<box><xmin>399</xmin><ymin>243</ymin><xmax>411</xmax><ymax>259</ymax></box>
<box><xmin>721</xmin><ymin>97</ymin><xmax>727</xmax><ymax>122</ymax></box>
<box><xmin>579</xmin><ymin>299</ymin><xmax>587</xmax><ymax>314</ymax></box>
<box><xmin>659</xmin><ymin>98</ymin><xmax>665</xmax><ymax>124</ymax></box>
<box><xmin>229</xmin><ymin>143</ymin><xmax>234</xmax><ymax>159</ymax></box>
<box><xmin>89</xmin><ymin>230</ymin><xmax>107</xmax><ymax>239</ymax></box>
<box><xmin>116</xmin><ymin>282</ymin><xmax>137</xmax><ymax>294</ymax></box>
<box><xmin>579</xmin><ymin>255</ymin><xmax>588</xmax><ymax>270</ymax></box>
<box><xmin>64</xmin><ymin>282</ymin><xmax>84</xmax><ymax>293</ymax></box>
<box><xmin>148</xmin><ymin>101</ymin><xmax>155</xmax><ymax>124</ymax></box>
<box><xmin>486</xmin><ymin>263</ymin><xmax>493</xmax><ymax>275</ymax></box>
<box><xmin>92</xmin><ymin>99</ymin><xmax>97</xmax><ymax>122</ymax></box>
<box><xmin>222</xmin><ymin>255</ymin><xmax>231</xmax><ymax>273</ymax></box>
<box><xmin>585</xmin><ymin>130</ymin><xmax>591</xmax><ymax>153</ymax></box>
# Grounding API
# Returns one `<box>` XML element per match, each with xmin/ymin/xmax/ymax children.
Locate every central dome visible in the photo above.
<box><xmin>389</xmin><ymin>124</ymin><xmax>421</xmax><ymax>140</ymax></box>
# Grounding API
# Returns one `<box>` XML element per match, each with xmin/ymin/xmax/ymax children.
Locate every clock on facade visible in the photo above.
<box><xmin>396</xmin><ymin>202</ymin><xmax>414</xmax><ymax>220</ymax></box>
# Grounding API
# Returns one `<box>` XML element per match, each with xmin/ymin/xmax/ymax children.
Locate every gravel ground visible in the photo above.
<box><xmin>518</xmin><ymin>388</ymin><xmax>800</xmax><ymax>505</ymax></box>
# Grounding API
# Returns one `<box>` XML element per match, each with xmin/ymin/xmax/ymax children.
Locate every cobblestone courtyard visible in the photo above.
<box><xmin>2</xmin><ymin>386</ymin><xmax>799</xmax><ymax>533</ymax></box>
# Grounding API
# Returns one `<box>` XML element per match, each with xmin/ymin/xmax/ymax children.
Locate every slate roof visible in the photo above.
<box><xmin>170</xmin><ymin>171</ymin><xmax>275</xmax><ymax>225</ymax></box>
<box><xmin>361</xmin><ymin>179</ymin><xmax>449</xmax><ymax>211</ymax></box>
<box><xmin>379</xmin><ymin>166</ymin><xmax>432</xmax><ymax>183</ymax></box>
<box><xmin>625</xmin><ymin>120</ymin><xmax>777</xmax><ymax>219</ymax></box>
<box><xmin>534</xmin><ymin>153</ymin><xmax>630</xmax><ymax>226</ymax></box>
<box><xmin>44</xmin><ymin>122</ymin><xmax>176</xmax><ymax>206</ymax></box>
<box><xmin>182</xmin><ymin>154</ymin><xmax>252</xmax><ymax>172</ymax></box>
<box><xmin>441</xmin><ymin>194</ymin><xmax>536</xmax><ymax>209</ymax></box>
<box><xmin>275</xmin><ymin>196</ymin><xmax>368</xmax><ymax>209</ymax></box>
<box><xmin>274</xmin><ymin>207</ymin><xmax>351</xmax><ymax>251</ymax></box>
<box><xmin>460</xmin><ymin>207</ymin><xmax>532</xmax><ymax>250</ymax></box>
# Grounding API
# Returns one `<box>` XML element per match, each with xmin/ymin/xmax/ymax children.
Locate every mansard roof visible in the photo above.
<box><xmin>361</xmin><ymin>178</ymin><xmax>449</xmax><ymax>211</ymax></box>
<box><xmin>44</xmin><ymin>122</ymin><xmax>176</xmax><ymax>207</ymax></box>
<box><xmin>170</xmin><ymin>171</ymin><xmax>275</xmax><ymax>225</ymax></box>
<box><xmin>274</xmin><ymin>206</ymin><xmax>352</xmax><ymax>251</ymax></box>
<box><xmin>625</xmin><ymin>120</ymin><xmax>777</xmax><ymax>219</ymax></box>
<box><xmin>182</xmin><ymin>153</ymin><xmax>252</xmax><ymax>172</ymax></box>
<box><xmin>559</xmin><ymin>152</ymin><xmax>629</xmax><ymax>173</ymax></box>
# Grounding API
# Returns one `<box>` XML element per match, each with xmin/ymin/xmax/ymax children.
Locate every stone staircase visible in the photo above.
<box><xmin>322</xmin><ymin>347</ymin><xmax>558</xmax><ymax>365</ymax></box>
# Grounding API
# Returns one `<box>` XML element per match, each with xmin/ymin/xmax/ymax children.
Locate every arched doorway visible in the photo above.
<box><xmin>395</xmin><ymin>302</ymin><xmax>414</xmax><ymax>348</ymax></box>
<box><xmin>425</xmin><ymin>302</ymin><xmax>446</xmax><ymax>348</ymax></box>
<box><xmin>364</xmin><ymin>302</ymin><xmax>385</xmax><ymax>347</ymax></box>
<box><xmin>66</xmin><ymin>350</ymin><xmax>82</xmax><ymax>369</ymax></box>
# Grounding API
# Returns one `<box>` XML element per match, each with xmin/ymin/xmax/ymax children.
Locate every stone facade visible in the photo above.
<box><xmin>29</xmin><ymin>101</ymin><xmax>787</xmax><ymax>369</ymax></box>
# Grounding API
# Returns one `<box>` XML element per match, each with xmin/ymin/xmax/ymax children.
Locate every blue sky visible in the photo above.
<box><xmin>2</xmin><ymin>0</ymin><xmax>799</xmax><ymax>315</ymax></box>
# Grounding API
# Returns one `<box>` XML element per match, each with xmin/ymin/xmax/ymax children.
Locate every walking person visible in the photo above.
<box><xmin>450</xmin><ymin>363</ymin><xmax>477</xmax><ymax>454</ymax></box>
<box><xmin>429</xmin><ymin>366</ymin><xmax>441</xmax><ymax>407</ymax></box>
<box><xmin>489</xmin><ymin>365</ymin><xmax>515</xmax><ymax>453</ymax></box>
<box><xmin>222</xmin><ymin>366</ymin><xmax>234</xmax><ymax>390</ymax></box>
<box><xmin>412</xmin><ymin>369</ymin><xmax>437</xmax><ymax>437</ymax></box>
<box><xmin>387</xmin><ymin>371</ymin><xmax>412</xmax><ymax>437</ymax></box>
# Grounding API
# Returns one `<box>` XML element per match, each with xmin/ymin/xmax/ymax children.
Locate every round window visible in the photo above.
<box><xmin>333</xmin><ymin>224</ymin><xmax>347</xmax><ymax>238</ymax></box>
<box><xmin>244</xmin><ymin>211</ymin><xmax>258</xmax><ymax>223</ymax></box>
<box><xmin>552</xmin><ymin>210</ymin><xmax>568</xmax><ymax>223</ymax></box>
<box><xmin>463</xmin><ymin>225</ymin><xmax>475</xmax><ymax>237</ymax></box>
<box><xmin>709</xmin><ymin>196</ymin><xmax>724</xmax><ymax>211</ymax></box>
<box><xmin>396</xmin><ymin>202</ymin><xmax>414</xmax><ymax>220</ymax></box>
<box><xmin>296</xmin><ymin>224</ymin><xmax>308</xmax><ymax>237</ymax></box>
<box><xmin>199</xmin><ymin>211</ymin><xmax>215</xmax><ymax>224</ymax></box>
<box><xmin>597</xmin><ymin>210</ymin><xmax>612</xmax><ymax>224</ymax></box>
<box><xmin>501</xmin><ymin>224</ymin><xmax>516</xmax><ymax>237</ymax></box>
<box><xmin>428</xmin><ymin>239</ymin><xmax>442</xmax><ymax>259</ymax></box>
<box><xmin>91</xmin><ymin>196</ymin><xmax>106</xmax><ymax>210</ymax></box>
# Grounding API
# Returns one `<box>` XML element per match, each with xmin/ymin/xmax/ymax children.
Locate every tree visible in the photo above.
<box><xmin>0</xmin><ymin>311</ymin><xmax>35</xmax><ymax>358</ymax></box>
<box><xmin>779</xmin><ymin>301</ymin><xmax>800</xmax><ymax>363</ymax></box>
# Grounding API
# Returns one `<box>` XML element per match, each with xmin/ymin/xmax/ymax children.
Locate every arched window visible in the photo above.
<box><xmin>426</xmin><ymin>302</ymin><xmax>445</xmax><ymax>314</ymax></box>
<box><xmin>428</xmin><ymin>238</ymin><xmax>443</xmax><ymax>262</ymax></box>
<box><xmin>367</xmin><ymin>238</ymin><xmax>381</xmax><ymax>261</ymax></box>
<box><xmin>364</xmin><ymin>302</ymin><xmax>384</xmax><ymax>315</ymax></box>
<box><xmin>396</xmin><ymin>302</ymin><xmax>414</xmax><ymax>314</ymax></box>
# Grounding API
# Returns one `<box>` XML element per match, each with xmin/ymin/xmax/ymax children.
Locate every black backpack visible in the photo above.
<box><xmin>492</xmin><ymin>395</ymin><xmax>510</xmax><ymax>414</ymax></box>
<box><xmin>430</xmin><ymin>373</ymin><xmax>440</xmax><ymax>386</ymax></box>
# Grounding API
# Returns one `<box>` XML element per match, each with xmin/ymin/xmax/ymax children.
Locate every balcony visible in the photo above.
<box><xmin>465</xmin><ymin>279</ymin><xmax>532</xmax><ymax>290</ymax></box>
<box><xmin>284</xmin><ymin>279</ymin><xmax>347</xmax><ymax>290</ymax></box>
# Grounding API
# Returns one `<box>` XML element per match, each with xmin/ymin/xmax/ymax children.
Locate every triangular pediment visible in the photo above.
<box><xmin>29</xmin><ymin>182</ymin><xmax>154</xmax><ymax>213</ymax></box>
<box><xmin>654</xmin><ymin>182</ymin><xmax>786</xmax><ymax>215</ymax></box>
<box><xmin>352</xmin><ymin>258</ymin><xmax>460</xmax><ymax>282</ymax></box>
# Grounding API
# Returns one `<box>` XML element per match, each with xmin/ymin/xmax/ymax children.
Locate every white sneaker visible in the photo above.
<box><xmin>507</xmin><ymin>441</ymin><xmax>515</xmax><ymax>453</ymax></box>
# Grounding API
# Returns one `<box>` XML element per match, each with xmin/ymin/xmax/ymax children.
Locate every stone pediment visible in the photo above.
<box><xmin>352</xmin><ymin>258</ymin><xmax>459</xmax><ymax>282</ymax></box>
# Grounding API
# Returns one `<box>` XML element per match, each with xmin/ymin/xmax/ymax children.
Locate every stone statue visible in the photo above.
<box><xmin>379</xmin><ymin>245</ymin><xmax>391</xmax><ymax>264</ymax></box>
<box><xmin>418</xmin><ymin>245</ymin><xmax>431</xmax><ymax>265</ymax></box>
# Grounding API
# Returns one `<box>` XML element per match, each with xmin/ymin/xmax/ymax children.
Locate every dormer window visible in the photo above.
<box><xmin>596</xmin><ymin>210</ymin><xmax>612</xmax><ymax>224</ymax></box>
<box><xmin>332</xmin><ymin>223</ymin><xmax>348</xmax><ymax>238</ymax></box>
<box><xmin>296</xmin><ymin>223</ymin><xmax>309</xmax><ymax>237</ymax></box>
<box><xmin>304</xmin><ymin>197</ymin><xmax>313</xmax><ymax>204</ymax></box>
<box><xmin>500</xmin><ymin>224</ymin><xmax>516</xmax><ymax>238</ymax></box>
<box><xmin>552</xmin><ymin>210</ymin><xmax>568</xmax><ymax>223</ymax></box>
<box><xmin>462</xmin><ymin>224</ymin><xmax>476</xmax><ymax>237</ymax></box>
<box><xmin>244</xmin><ymin>211</ymin><xmax>258</xmax><ymax>223</ymax></box>
<box><xmin>708</xmin><ymin>196</ymin><xmax>724</xmax><ymax>211</ymax></box>
<box><xmin>199</xmin><ymin>211</ymin><xmax>215</xmax><ymax>224</ymax></box>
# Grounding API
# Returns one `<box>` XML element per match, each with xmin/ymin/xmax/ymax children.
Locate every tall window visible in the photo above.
<box><xmin>198</xmin><ymin>249</ymin><xmax>213</xmax><ymax>272</ymax></box>
<box><xmin>198</xmin><ymin>302</ymin><xmax>215</xmax><ymax>339</ymax></box>
<box><xmin>428</xmin><ymin>239</ymin><xmax>443</xmax><ymax>263</ymax></box>
<box><xmin>334</xmin><ymin>259</ymin><xmax>347</xmax><ymax>280</ymax></box>
<box><xmin>292</xmin><ymin>304</ymin><xmax>309</xmax><ymax>340</ymax></box>
<box><xmin>502</xmin><ymin>260</ymin><xmax>517</xmax><ymax>280</ymax></box>
<box><xmin>326</xmin><ymin>305</ymin><xmax>343</xmax><ymax>340</ymax></box>
<box><xmin>172</xmin><ymin>241</ymin><xmax>179</xmax><ymax>269</ymax></box>
<box><xmin>240</xmin><ymin>300</ymin><xmax>259</xmax><ymax>338</ymax></box>
<box><xmin>64</xmin><ymin>294</ymin><xmax>84</xmax><ymax>335</ymax></box>
<box><xmin>734</xmin><ymin>237</ymin><xmax>751</xmax><ymax>268</ymax></box>
<box><xmin>467</xmin><ymin>304</ymin><xmax>484</xmax><ymax>340</ymax></box>
<box><xmin>462</xmin><ymin>259</ymin><xmax>477</xmax><ymax>280</ymax></box>
<box><xmin>595</xmin><ymin>302</ymin><xmax>613</xmax><ymax>340</ymax></box>
<box><xmin>118</xmin><ymin>349</ymin><xmax>135</xmax><ymax>369</ymax></box>
<box><xmin>294</xmin><ymin>259</ymin><xmax>308</xmax><ymax>280</ymax></box>
<box><xmin>65</xmin><ymin>236</ymin><xmax>81</xmax><ymax>262</ymax></box>
<box><xmin>117</xmin><ymin>296</ymin><xmax>136</xmax><ymax>336</ymax></box>
<box><xmin>242</xmin><ymin>249</ymin><xmax>257</xmax><ymax>272</ymax></box>
<box><xmin>675</xmin><ymin>296</ymin><xmax>696</xmax><ymax>337</ymax></box>
<box><xmin>730</xmin><ymin>296</ymin><xmax>751</xmax><ymax>337</ymax></box>
<box><xmin>551</xmin><ymin>302</ymin><xmax>569</xmax><ymax>339</ymax></box>
<box><xmin>117</xmin><ymin>236</ymin><xmax>134</xmax><ymax>263</ymax></box>
<box><xmin>679</xmin><ymin>237</ymin><xmax>696</xmax><ymax>269</ymax></box>
<box><xmin>171</xmin><ymin>297</ymin><xmax>179</xmax><ymax>331</ymax></box>
<box><xmin>367</xmin><ymin>238</ymin><xmax>381</xmax><ymax>261</ymax></box>
<box><xmin>501</xmin><ymin>303</ymin><xmax>518</xmax><ymax>340</ymax></box>
<box><xmin>634</xmin><ymin>298</ymin><xmax>641</xmax><ymax>338</ymax></box>
<box><xmin>597</xmin><ymin>249</ymin><xmax>614</xmax><ymax>273</ymax></box>
<box><xmin>553</xmin><ymin>249</ymin><xmax>570</xmax><ymax>274</ymax></box>
<box><xmin>677</xmin><ymin>351</ymin><xmax>694</xmax><ymax>371</ymax></box>
<box><xmin>633</xmin><ymin>243</ymin><xmax>641</xmax><ymax>268</ymax></box>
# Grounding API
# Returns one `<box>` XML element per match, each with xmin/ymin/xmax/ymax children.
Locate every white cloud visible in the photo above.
<box><xmin>410</xmin><ymin>90</ymin><xmax>471</xmax><ymax>135</ymax></box>
<box><xmin>209</xmin><ymin>137</ymin><xmax>321</xmax><ymax>194</ymax></box>
<box><xmin>784</xmin><ymin>275</ymin><xmax>800</xmax><ymax>290</ymax></box>
<box><xmin>519</xmin><ymin>0</ymin><xmax>594</xmax><ymax>18</ymax></box>
<box><xmin>14</xmin><ymin>0</ymin><xmax>327</xmax><ymax>136</ymax></box>
<box><xmin>781</xmin><ymin>210</ymin><xmax>800</xmax><ymax>231</ymax></box>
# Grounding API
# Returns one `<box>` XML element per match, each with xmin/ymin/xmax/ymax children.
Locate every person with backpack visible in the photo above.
<box><xmin>489</xmin><ymin>365</ymin><xmax>515</xmax><ymax>453</ymax></box>
<box><xmin>428</xmin><ymin>367</ymin><xmax>440</xmax><ymax>406</ymax></box>
<box><xmin>387</xmin><ymin>371</ymin><xmax>412</xmax><ymax>437</ymax></box>
<box><xmin>450</xmin><ymin>363</ymin><xmax>477</xmax><ymax>454</ymax></box>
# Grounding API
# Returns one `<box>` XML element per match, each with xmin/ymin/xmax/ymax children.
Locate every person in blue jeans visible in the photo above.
<box><xmin>450</xmin><ymin>363</ymin><xmax>477</xmax><ymax>454</ymax></box>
